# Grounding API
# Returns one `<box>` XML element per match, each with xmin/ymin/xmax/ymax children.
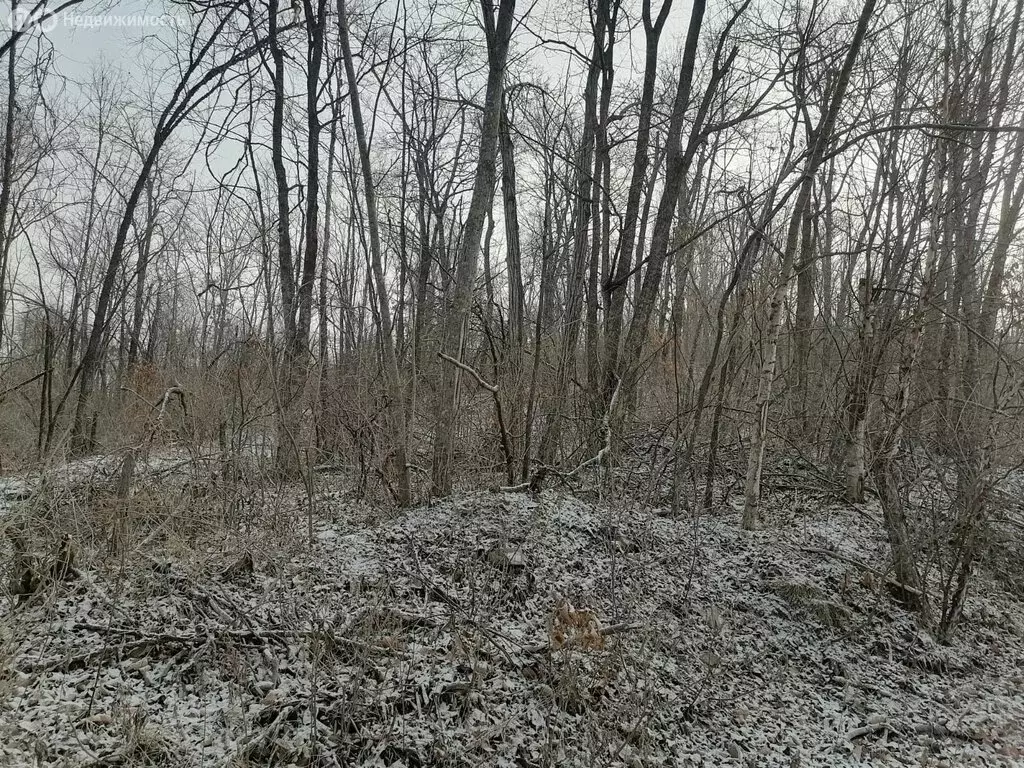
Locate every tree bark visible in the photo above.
<box><xmin>430</xmin><ymin>0</ymin><xmax>516</xmax><ymax>496</ymax></box>
<box><xmin>0</xmin><ymin>0</ymin><xmax>17</xmax><ymax>351</ymax></box>
<box><xmin>338</xmin><ymin>0</ymin><xmax>413</xmax><ymax>505</ymax></box>
<box><xmin>742</xmin><ymin>0</ymin><xmax>878</xmax><ymax>529</ymax></box>
<box><xmin>601</xmin><ymin>0</ymin><xmax>672</xmax><ymax>401</ymax></box>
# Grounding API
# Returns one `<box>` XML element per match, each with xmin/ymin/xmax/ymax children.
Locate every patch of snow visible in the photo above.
<box><xmin>1</xmin><ymin>471</ymin><xmax>1022</xmax><ymax>766</ymax></box>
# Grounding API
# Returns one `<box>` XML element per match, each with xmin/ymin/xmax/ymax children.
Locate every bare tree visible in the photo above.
<box><xmin>430</xmin><ymin>0</ymin><xmax>517</xmax><ymax>496</ymax></box>
<box><xmin>70</xmin><ymin>3</ymin><xmax>280</xmax><ymax>452</ymax></box>
<box><xmin>337</xmin><ymin>0</ymin><xmax>413</xmax><ymax>504</ymax></box>
<box><xmin>742</xmin><ymin>0</ymin><xmax>878</xmax><ymax>530</ymax></box>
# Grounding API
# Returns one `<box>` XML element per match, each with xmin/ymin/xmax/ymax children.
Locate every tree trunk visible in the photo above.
<box><xmin>338</xmin><ymin>0</ymin><xmax>413</xmax><ymax>505</ymax></box>
<box><xmin>742</xmin><ymin>0</ymin><xmax>878</xmax><ymax>529</ymax></box>
<box><xmin>601</xmin><ymin>0</ymin><xmax>672</xmax><ymax>400</ymax></box>
<box><xmin>430</xmin><ymin>0</ymin><xmax>516</xmax><ymax>496</ymax></box>
<box><xmin>275</xmin><ymin>0</ymin><xmax>327</xmax><ymax>478</ymax></box>
<box><xmin>617</xmin><ymin>0</ymin><xmax>709</xmax><ymax>408</ymax></box>
<box><xmin>792</xmin><ymin>196</ymin><xmax>815</xmax><ymax>436</ymax></box>
<box><xmin>0</xmin><ymin>0</ymin><xmax>17</xmax><ymax>351</ymax></box>
<box><xmin>535</xmin><ymin>2</ymin><xmax>605</xmax><ymax>470</ymax></box>
<box><xmin>498</xmin><ymin>95</ymin><xmax>525</xmax><ymax>466</ymax></box>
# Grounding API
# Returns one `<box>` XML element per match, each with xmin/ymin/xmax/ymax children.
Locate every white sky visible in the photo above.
<box><xmin>0</xmin><ymin>0</ymin><xmax>707</xmax><ymax>318</ymax></box>
<box><xmin>3</xmin><ymin>0</ymin><xmax>700</xmax><ymax>87</ymax></box>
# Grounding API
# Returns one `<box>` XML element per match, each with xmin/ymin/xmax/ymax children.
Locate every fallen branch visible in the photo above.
<box><xmin>438</xmin><ymin>351</ymin><xmax>516</xmax><ymax>485</ymax></box>
<box><xmin>438</xmin><ymin>352</ymin><xmax>497</xmax><ymax>393</ymax></box>
<box><xmin>497</xmin><ymin>480</ymin><xmax>532</xmax><ymax>492</ymax></box>
<box><xmin>18</xmin><ymin>635</ymin><xmax>186</xmax><ymax>673</ymax></box>
<box><xmin>18</xmin><ymin>623</ymin><xmax>392</xmax><ymax>673</ymax></box>
<box><xmin>846</xmin><ymin>721</ymin><xmax>889</xmax><ymax>740</ymax></box>
<box><xmin>800</xmin><ymin>546</ymin><xmax>923</xmax><ymax>597</ymax></box>
<box><xmin>504</xmin><ymin>377</ymin><xmax>621</xmax><ymax>494</ymax></box>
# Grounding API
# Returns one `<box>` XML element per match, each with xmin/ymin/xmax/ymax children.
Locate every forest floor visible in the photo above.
<box><xmin>1</xmin><ymin>452</ymin><xmax>1023</xmax><ymax>767</ymax></box>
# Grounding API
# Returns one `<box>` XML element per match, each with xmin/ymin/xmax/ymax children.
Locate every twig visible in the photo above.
<box><xmin>564</xmin><ymin>377</ymin><xmax>620</xmax><ymax>481</ymax></box>
<box><xmin>800</xmin><ymin>546</ymin><xmax>923</xmax><ymax>597</ymax></box>
<box><xmin>0</xmin><ymin>369</ymin><xmax>51</xmax><ymax>400</ymax></box>
<box><xmin>992</xmin><ymin>514</ymin><xmax>1024</xmax><ymax>533</ymax></box>
<box><xmin>846</xmin><ymin>721</ymin><xmax>889</xmax><ymax>740</ymax></box>
<box><xmin>244</xmin><ymin>703</ymin><xmax>297</xmax><ymax>759</ymax></box>
<box><xmin>525</xmin><ymin>622</ymin><xmax>640</xmax><ymax>654</ymax></box>
<box><xmin>503</xmin><ymin>377</ymin><xmax>622</xmax><ymax>493</ymax></box>
<box><xmin>438</xmin><ymin>352</ymin><xmax>497</xmax><ymax>393</ymax></box>
<box><xmin>438</xmin><ymin>351</ymin><xmax>515</xmax><ymax>484</ymax></box>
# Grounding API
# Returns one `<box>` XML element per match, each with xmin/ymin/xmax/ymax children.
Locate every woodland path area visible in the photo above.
<box><xmin>1</xmin><ymin>454</ymin><xmax>1023</xmax><ymax>767</ymax></box>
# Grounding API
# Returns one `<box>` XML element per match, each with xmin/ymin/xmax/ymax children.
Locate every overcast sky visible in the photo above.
<box><xmin>4</xmin><ymin>0</ymin><xmax>171</xmax><ymax>69</ymax></box>
<box><xmin>4</xmin><ymin>0</ymin><xmax>700</xmax><ymax>88</ymax></box>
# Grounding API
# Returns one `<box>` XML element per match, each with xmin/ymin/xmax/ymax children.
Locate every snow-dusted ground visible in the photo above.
<box><xmin>1</xmin><ymin>471</ymin><xmax>1023</xmax><ymax>767</ymax></box>
<box><xmin>0</xmin><ymin>451</ymin><xmax>196</xmax><ymax>518</ymax></box>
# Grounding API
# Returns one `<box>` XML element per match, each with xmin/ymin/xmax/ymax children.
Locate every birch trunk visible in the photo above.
<box><xmin>742</xmin><ymin>0</ymin><xmax>877</xmax><ymax>528</ymax></box>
